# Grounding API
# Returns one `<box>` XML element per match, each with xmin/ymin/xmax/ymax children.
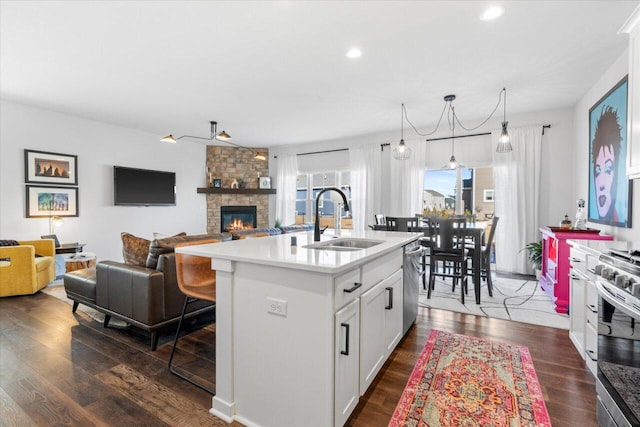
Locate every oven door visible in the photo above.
<box><xmin>596</xmin><ymin>280</ymin><xmax>640</xmax><ymax>427</ymax></box>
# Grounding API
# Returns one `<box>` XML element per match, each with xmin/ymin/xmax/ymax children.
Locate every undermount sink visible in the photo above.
<box><xmin>303</xmin><ymin>238</ymin><xmax>385</xmax><ymax>251</ymax></box>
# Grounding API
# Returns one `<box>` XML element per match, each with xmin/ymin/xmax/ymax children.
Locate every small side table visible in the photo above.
<box><xmin>64</xmin><ymin>253</ymin><xmax>97</xmax><ymax>273</ymax></box>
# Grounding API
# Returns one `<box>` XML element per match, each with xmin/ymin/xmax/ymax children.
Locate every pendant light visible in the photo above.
<box><xmin>447</xmin><ymin>106</ymin><xmax>459</xmax><ymax>169</ymax></box>
<box><xmin>161</xmin><ymin>121</ymin><xmax>232</xmax><ymax>143</ymax></box>
<box><xmin>496</xmin><ymin>88</ymin><xmax>512</xmax><ymax>153</ymax></box>
<box><xmin>393</xmin><ymin>104</ymin><xmax>412</xmax><ymax>160</ymax></box>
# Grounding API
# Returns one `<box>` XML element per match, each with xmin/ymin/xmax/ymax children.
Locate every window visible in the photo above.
<box><xmin>422</xmin><ymin>169</ymin><xmax>472</xmax><ymax>214</ymax></box>
<box><xmin>295</xmin><ymin>170</ymin><xmax>352</xmax><ymax>229</ymax></box>
<box><xmin>295</xmin><ymin>174</ymin><xmax>308</xmax><ymax>223</ymax></box>
<box><xmin>423</xmin><ymin>167</ymin><xmax>494</xmax><ymax>219</ymax></box>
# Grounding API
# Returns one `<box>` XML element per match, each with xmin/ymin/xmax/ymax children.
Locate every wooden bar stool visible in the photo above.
<box><xmin>168</xmin><ymin>238</ymin><xmax>220</xmax><ymax>394</ymax></box>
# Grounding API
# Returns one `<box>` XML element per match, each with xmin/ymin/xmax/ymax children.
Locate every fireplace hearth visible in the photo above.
<box><xmin>221</xmin><ymin>205</ymin><xmax>257</xmax><ymax>232</ymax></box>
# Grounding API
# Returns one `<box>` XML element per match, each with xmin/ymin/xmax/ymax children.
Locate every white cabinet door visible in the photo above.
<box><xmin>569</xmin><ymin>270</ymin><xmax>586</xmax><ymax>358</ymax></box>
<box><xmin>360</xmin><ymin>269</ymin><xmax>403</xmax><ymax>393</ymax></box>
<box><xmin>335</xmin><ymin>299</ymin><xmax>360</xmax><ymax>427</ymax></box>
<box><xmin>383</xmin><ymin>270</ymin><xmax>404</xmax><ymax>357</ymax></box>
<box><xmin>359</xmin><ymin>279</ymin><xmax>387</xmax><ymax>393</ymax></box>
<box><xmin>585</xmin><ymin>321</ymin><xmax>598</xmax><ymax>377</ymax></box>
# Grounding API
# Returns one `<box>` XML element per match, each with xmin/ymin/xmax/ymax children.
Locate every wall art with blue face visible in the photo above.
<box><xmin>588</xmin><ymin>76</ymin><xmax>632</xmax><ymax>228</ymax></box>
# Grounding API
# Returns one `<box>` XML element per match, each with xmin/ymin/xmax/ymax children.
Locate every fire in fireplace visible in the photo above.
<box><xmin>221</xmin><ymin>205</ymin><xmax>257</xmax><ymax>232</ymax></box>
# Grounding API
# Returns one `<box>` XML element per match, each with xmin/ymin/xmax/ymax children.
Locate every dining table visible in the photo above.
<box><xmin>374</xmin><ymin>221</ymin><xmax>487</xmax><ymax>304</ymax></box>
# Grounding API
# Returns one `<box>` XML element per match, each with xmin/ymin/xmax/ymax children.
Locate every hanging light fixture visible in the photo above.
<box><xmin>446</xmin><ymin>101</ymin><xmax>460</xmax><ymax>169</ymax></box>
<box><xmin>496</xmin><ymin>87</ymin><xmax>512</xmax><ymax>153</ymax></box>
<box><xmin>161</xmin><ymin>121</ymin><xmax>232</xmax><ymax>143</ymax></box>
<box><xmin>160</xmin><ymin>121</ymin><xmax>266</xmax><ymax>161</ymax></box>
<box><xmin>397</xmin><ymin>88</ymin><xmax>511</xmax><ymax>162</ymax></box>
<box><xmin>393</xmin><ymin>103</ymin><xmax>412</xmax><ymax>160</ymax></box>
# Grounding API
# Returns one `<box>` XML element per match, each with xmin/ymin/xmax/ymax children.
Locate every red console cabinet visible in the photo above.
<box><xmin>539</xmin><ymin>227</ymin><xmax>612</xmax><ymax>313</ymax></box>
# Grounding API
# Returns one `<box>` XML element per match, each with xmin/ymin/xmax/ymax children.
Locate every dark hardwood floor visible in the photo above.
<box><xmin>0</xmin><ymin>290</ymin><xmax>596</xmax><ymax>426</ymax></box>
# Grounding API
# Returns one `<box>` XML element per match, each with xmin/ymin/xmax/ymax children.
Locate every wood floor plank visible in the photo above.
<box><xmin>96</xmin><ymin>364</ymin><xmax>225</xmax><ymax>427</ymax></box>
<box><xmin>2</xmin><ymin>375</ymin><xmax>101</xmax><ymax>427</ymax></box>
<box><xmin>0</xmin><ymin>387</ymin><xmax>34</xmax><ymax>427</ymax></box>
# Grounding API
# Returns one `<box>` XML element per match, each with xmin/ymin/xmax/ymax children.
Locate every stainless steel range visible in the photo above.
<box><xmin>594</xmin><ymin>249</ymin><xmax>640</xmax><ymax>427</ymax></box>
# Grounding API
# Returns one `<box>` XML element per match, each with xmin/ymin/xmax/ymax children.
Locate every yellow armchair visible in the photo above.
<box><xmin>0</xmin><ymin>239</ymin><xmax>56</xmax><ymax>297</ymax></box>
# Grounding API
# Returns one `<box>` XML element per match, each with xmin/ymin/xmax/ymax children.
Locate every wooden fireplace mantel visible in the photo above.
<box><xmin>197</xmin><ymin>188</ymin><xmax>276</xmax><ymax>195</ymax></box>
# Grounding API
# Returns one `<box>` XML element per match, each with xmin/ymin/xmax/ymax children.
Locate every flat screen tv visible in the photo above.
<box><xmin>113</xmin><ymin>166</ymin><xmax>176</xmax><ymax>206</ymax></box>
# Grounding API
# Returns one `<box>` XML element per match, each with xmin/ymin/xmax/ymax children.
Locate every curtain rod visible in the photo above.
<box><xmin>381</xmin><ymin>124</ymin><xmax>552</xmax><ymax>149</ymax></box>
<box><xmin>275</xmin><ymin>125</ymin><xmax>554</xmax><ymax>156</ymax></box>
<box><xmin>273</xmin><ymin>148</ymin><xmax>348</xmax><ymax>159</ymax></box>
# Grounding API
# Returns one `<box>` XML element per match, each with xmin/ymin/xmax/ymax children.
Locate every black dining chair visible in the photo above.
<box><xmin>385</xmin><ymin>216</ymin><xmax>419</xmax><ymax>232</ymax></box>
<box><xmin>417</xmin><ymin>215</ymin><xmax>436</xmax><ymax>290</ymax></box>
<box><xmin>374</xmin><ymin>214</ymin><xmax>386</xmax><ymax>225</ymax></box>
<box><xmin>426</xmin><ymin>217</ymin><xmax>473</xmax><ymax>303</ymax></box>
<box><xmin>476</xmin><ymin>216</ymin><xmax>499</xmax><ymax>296</ymax></box>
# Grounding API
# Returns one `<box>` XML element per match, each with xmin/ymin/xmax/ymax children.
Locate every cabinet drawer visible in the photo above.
<box><xmin>585</xmin><ymin>281</ymin><xmax>598</xmax><ymax>315</ymax></box>
<box><xmin>586</xmin><ymin>255</ymin><xmax>599</xmax><ymax>275</ymax></box>
<box><xmin>569</xmin><ymin>247</ymin><xmax>588</xmax><ymax>273</ymax></box>
<box><xmin>334</xmin><ymin>268</ymin><xmax>362</xmax><ymax>310</ymax></box>
<box><xmin>361</xmin><ymin>250</ymin><xmax>403</xmax><ymax>292</ymax></box>
<box><xmin>586</xmin><ymin>303</ymin><xmax>598</xmax><ymax>331</ymax></box>
<box><xmin>585</xmin><ymin>322</ymin><xmax>598</xmax><ymax>376</ymax></box>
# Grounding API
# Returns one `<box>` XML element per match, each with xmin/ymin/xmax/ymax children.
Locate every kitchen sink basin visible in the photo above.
<box><xmin>302</xmin><ymin>238</ymin><xmax>385</xmax><ymax>251</ymax></box>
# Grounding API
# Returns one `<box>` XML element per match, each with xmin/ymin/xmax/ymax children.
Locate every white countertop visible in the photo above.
<box><xmin>175</xmin><ymin>229</ymin><xmax>421</xmax><ymax>274</ymax></box>
<box><xmin>568</xmin><ymin>239</ymin><xmax>636</xmax><ymax>256</ymax></box>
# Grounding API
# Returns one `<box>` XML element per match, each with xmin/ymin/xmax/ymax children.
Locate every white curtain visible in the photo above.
<box><xmin>387</xmin><ymin>139</ymin><xmax>426</xmax><ymax>216</ymax></box>
<box><xmin>349</xmin><ymin>144</ymin><xmax>382</xmax><ymax>230</ymax></box>
<box><xmin>275</xmin><ymin>154</ymin><xmax>298</xmax><ymax>226</ymax></box>
<box><xmin>492</xmin><ymin>125</ymin><xmax>543</xmax><ymax>274</ymax></box>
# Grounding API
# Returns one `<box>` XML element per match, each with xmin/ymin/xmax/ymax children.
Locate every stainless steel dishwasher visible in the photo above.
<box><xmin>403</xmin><ymin>239</ymin><xmax>423</xmax><ymax>335</ymax></box>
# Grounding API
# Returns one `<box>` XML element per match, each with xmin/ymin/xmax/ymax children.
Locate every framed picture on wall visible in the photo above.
<box><xmin>259</xmin><ymin>176</ymin><xmax>271</xmax><ymax>189</ymax></box>
<box><xmin>588</xmin><ymin>76</ymin><xmax>632</xmax><ymax>228</ymax></box>
<box><xmin>26</xmin><ymin>185</ymin><xmax>79</xmax><ymax>218</ymax></box>
<box><xmin>24</xmin><ymin>149</ymin><xmax>78</xmax><ymax>186</ymax></box>
<box><xmin>483</xmin><ymin>189</ymin><xmax>494</xmax><ymax>202</ymax></box>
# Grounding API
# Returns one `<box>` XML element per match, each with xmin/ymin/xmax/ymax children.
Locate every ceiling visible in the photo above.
<box><xmin>1</xmin><ymin>1</ymin><xmax>639</xmax><ymax>148</ymax></box>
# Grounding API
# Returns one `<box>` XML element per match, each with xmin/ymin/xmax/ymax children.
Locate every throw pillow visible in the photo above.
<box><xmin>145</xmin><ymin>232</ymin><xmax>189</xmax><ymax>269</ymax></box>
<box><xmin>121</xmin><ymin>232</ymin><xmax>151</xmax><ymax>267</ymax></box>
<box><xmin>0</xmin><ymin>240</ymin><xmax>19</xmax><ymax>246</ymax></box>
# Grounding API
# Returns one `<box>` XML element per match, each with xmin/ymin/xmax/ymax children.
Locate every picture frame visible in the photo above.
<box><xmin>213</xmin><ymin>178</ymin><xmax>222</xmax><ymax>188</ymax></box>
<box><xmin>588</xmin><ymin>76</ymin><xmax>632</xmax><ymax>228</ymax></box>
<box><xmin>259</xmin><ymin>176</ymin><xmax>271</xmax><ymax>189</ymax></box>
<box><xmin>483</xmin><ymin>189</ymin><xmax>494</xmax><ymax>202</ymax></box>
<box><xmin>24</xmin><ymin>149</ymin><xmax>78</xmax><ymax>186</ymax></box>
<box><xmin>26</xmin><ymin>185</ymin><xmax>79</xmax><ymax>218</ymax></box>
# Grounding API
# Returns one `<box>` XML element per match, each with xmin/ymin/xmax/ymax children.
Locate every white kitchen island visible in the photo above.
<box><xmin>175</xmin><ymin>230</ymin><xmax>421</xmax><ymax>427</ymax></box>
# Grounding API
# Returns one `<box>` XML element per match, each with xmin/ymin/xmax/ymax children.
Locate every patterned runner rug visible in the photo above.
<box><xmin>390</xmin><ymin>330</ymin><xmax>551</xmax><ymax>427</ymax></box>
<box><xmin>419</xmin><ymin>274</ymin><xmax>569</xmax><ymax>329</ymax></box>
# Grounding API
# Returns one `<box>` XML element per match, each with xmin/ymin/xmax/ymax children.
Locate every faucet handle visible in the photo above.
<box><xmin>321</xmin><ymin>226</ymin><xmax>329</xmax><ymax>235</ymax></box>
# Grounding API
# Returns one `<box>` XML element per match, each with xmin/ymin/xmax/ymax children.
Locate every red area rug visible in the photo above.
<box><xmin>390</xmin><ymin>330</ymin><xmax>551</xmax><ymax>426</ymax></box>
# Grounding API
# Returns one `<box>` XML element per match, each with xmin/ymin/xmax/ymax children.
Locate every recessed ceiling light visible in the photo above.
<box><xmin>346</xmin><ymin>48</ymin><xmax>362</xmax><ymax>59</ymax></box>
<box><xmin>480</xmin><ymin>6</ymin><xmax>504</xmax><ymax>21</ymax></box>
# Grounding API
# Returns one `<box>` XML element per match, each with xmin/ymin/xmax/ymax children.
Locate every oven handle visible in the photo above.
<box><xmin>596</xmin><ymin>280</ymin><xmax>640</xmax><ymax>320</ymax></box>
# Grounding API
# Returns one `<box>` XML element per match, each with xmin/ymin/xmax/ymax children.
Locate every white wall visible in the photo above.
<box><xmin>0</xmin><ymin>100</ymin><xmax>208</xmax><ymax>261</ymax></box>
<box><xmin>573</xmin><ymin>49</ymin><xmax>640</xmax><ymax>241</ymax></box>
<box><xmin>269</xmin><ymin>106</ymin><xmax>575</xmax><ymax>230</ymax></box>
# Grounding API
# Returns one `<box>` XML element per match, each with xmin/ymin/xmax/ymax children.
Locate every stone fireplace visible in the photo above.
<box><xmin>205</xmin><ymin>146</ymin><xmax>270</xmax><ymax>234</ymax></box>
<box><xmin>220</xmin><ymin>205</ymin><xmax>257</xmax><ymax>232</ymax></box>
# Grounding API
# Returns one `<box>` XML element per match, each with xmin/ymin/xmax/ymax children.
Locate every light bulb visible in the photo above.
<box><xmin>499</xmin><ymin>121</ymin><xmax>510</xmax><ymax>143</ymax></box>
<box><xmin>449</xmin><ymin>155</ymin><xmax>457</xmax><ymax>169</ymax></box>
